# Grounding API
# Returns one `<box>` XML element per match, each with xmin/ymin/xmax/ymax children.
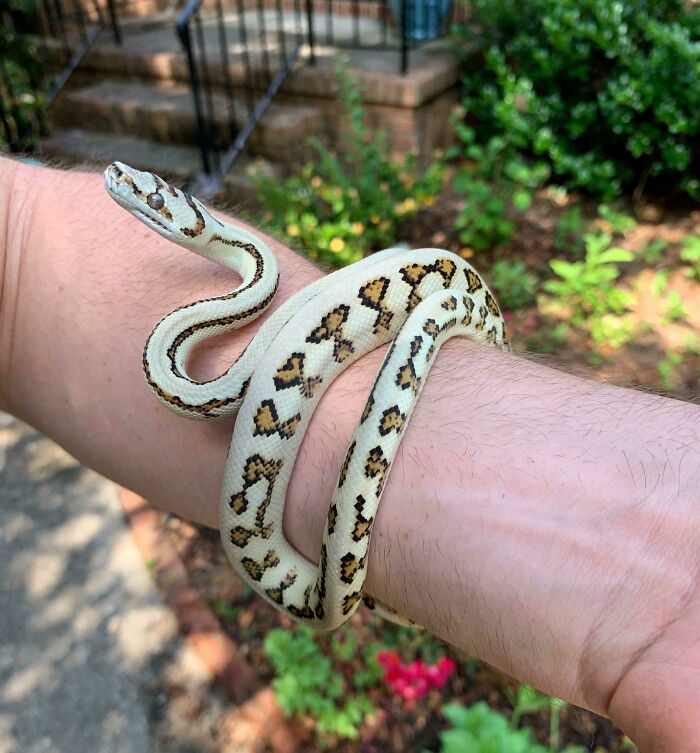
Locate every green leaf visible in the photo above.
<box><xmin>549</xmin><ymin>259</ymin><xmax>579</xmax><ymax>279</ymax></box>
<box><xmin>512</xmin><ymin>189</ymin><xmax>533</xmax><ymax>211</ymax></box>
<box><xmin>596</xmin><ymin>247</ymin><xmax>634</xmax><ymax>264</ymax></box>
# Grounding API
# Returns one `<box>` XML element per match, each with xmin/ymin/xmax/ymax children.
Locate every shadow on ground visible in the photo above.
<box><xmin>0</xmin><ymin>414</ymin><xmax>238</xmax><ymax>753</ymax></box>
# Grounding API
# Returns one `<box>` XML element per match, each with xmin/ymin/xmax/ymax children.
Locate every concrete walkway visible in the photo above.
<box><xmin>0</xmin><ymin>414</ymin><xmax>224</xmax><ymax>753</ymax></box>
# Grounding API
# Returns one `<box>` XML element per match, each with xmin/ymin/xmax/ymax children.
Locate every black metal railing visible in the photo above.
<box><xmin>176</xmin><ymin>0</ymin><xmax>308</xmax><ymax>194</ymax></box>
<box><xmin>0</xmin><ymin>0</ymin><xmax>121</xmax><ymax>152</ymax></box>
<box><xmin>305</xmin><ymin>0</ymin><xmax>454</xmax><ymax>74</ymax></box>
<box><xmin>176</xmin><ymin>0</ymin><xmax>453</xmax><ymax>189</ymax></box>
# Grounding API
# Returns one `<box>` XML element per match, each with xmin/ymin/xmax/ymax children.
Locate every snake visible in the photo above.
<box><xmin>105</xmin><ymin>161</ymin><xmax>509</xmax><ymax>630</ymax></box>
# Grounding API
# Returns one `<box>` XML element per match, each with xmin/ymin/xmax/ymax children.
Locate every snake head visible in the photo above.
<box><xmin>104</xmin><ymin>162</ymin><xmax>211</xmax><ymax>244</ymax></box>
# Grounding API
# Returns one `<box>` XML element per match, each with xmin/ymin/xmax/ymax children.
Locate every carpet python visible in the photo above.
<box><xmin>105</xmin><ymin>161</ymin><xmax>509</xmax><ymax>630</ymax></box>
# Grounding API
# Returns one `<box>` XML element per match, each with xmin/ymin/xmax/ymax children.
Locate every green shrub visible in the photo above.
<box><xmin>597</xmin><ymin>204</ymin><xmax>636</xmax><ymax>236</ymax></box>
<box><xmin>663</xmin><ymin>290</ymin><xmax>688</xmax><ymax>323</ymax></box>
<box><xmin>543</xmin><ymin>232</ymin><xmax>636</xmax><ymax>347</ymax></box>
<box><xmin>454</xmin><ymin>0</ymin><xmax>700</xmax><ymax>199</ymax></box>
<box><xmin>451</xmin><ymin>109</ymin><xmax>549</xmax><ymax>252</ymax></box>
<box><xmin>428</xmin><ymin>702</ymin><xmax>586</xmax><ymax>753</ymax></box>
<box><xmin>0</xmin><ymin>0</ymin><xmax>45</xmax><ymax>150</ymax></box>
<box><xmin>553</xmin><ymin>206</ymin><xmax>585</xmax><ymax>254</ymax></box>
<box><xmin>254</xmin><ymin>60</ymin><xmax>444</xmax><ymax>267</ymax></box>
<box><xmin>658</xmin><ymin>351</ymin><xmax>684</xmax><ymax>391</ymax></box>
<box><xmin>507</xmin><ymin>685</ymin><xmax>572</xmax><ymax>752</ymax></box>
<box><xmin>680</xmin><ymin>235</ymin><xmax>700</xmax><ymax>279</ymax></box>
<box><xmin>264</xmin><ymin>625</ymin><xmax>379</xmax><ymax>741</ymax></box>
<box><xmin>489</xmin><ymin>259</ymin><xmax>537</xmax><ymax>310</ymax></box>
<box><xmin>642</xmin><ymin>238</ymin><xmax>669</xmax><ymax>264</ymax></box>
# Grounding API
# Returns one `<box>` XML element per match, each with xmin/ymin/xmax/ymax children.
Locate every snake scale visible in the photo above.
<box><xmin>105</xmin><ymin>161</ymin><xmax>509</xmax><ymax>630</ymax></box>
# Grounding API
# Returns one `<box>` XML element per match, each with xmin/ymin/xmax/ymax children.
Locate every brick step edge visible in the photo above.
<box><xmin>117</xmin><ymin>488</ymin><xmax>305</xmax><ymax>753</ymax></box>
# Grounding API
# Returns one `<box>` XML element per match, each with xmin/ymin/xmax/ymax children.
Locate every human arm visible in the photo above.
<box><xmin>1</xmin><ymin>157</ymin><xmax>699</xmax><ymax>751</ymax></box>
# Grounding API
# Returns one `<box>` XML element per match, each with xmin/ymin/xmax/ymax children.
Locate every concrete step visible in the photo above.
<box><xmin>51</xmin><ymin>79</ymin><xmax>323</xmax><ymax>162</ymax></box>
<box><xmin>39</xmin><ymin>128</ymin><xmax>280</xmax><ymax>207</ymax></box>
<box><xmin>42</xmin><ymin>29</ymin><xmax>458</xmax><ymax>109</ymax></box>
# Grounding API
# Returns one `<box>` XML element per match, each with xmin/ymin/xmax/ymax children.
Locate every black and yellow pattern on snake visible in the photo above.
<box><xmin>223</xmin><ymin>258</ymin><xmax>509</xmax><ymax>630</ymax></box>
<box><xmin>104</xmin><ymin>162</ymin><xmax>509</xmax><ymax>631</ymax></box>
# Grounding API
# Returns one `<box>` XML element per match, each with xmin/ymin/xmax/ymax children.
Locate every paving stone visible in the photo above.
<box><xmin>0</xmin><ymin>414</ymin><xmax>178</xmax><ymax>753</ymax></box>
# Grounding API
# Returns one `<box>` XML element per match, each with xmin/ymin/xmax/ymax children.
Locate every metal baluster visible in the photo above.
<box><xmin>400</xmin><ymin>0</ymin><xmax>407</xmax><ymax>73</ymax></box>
<box><xmin>89</xmin><ymin>0</ymin><xmax>106</xmax><ymax>31</ymax></box>
<box><xmin>104</xmin><ymin>0</ymin><xmax>121</xmax><ymax>44</ymax></box>
<box><xmin>305</xmin><ymin>0</ymin><xmax>315</xmax><ymax>62</ymax></box>
<box><xmin>352</xmin><ymin>0</ymin><xmax>359</xmax><ymax>45</ymax></box>
<box><xmin>40</xmin><ymin>0</ymin><xmax>58</xmax><ymax>38</ymax></box>
<box><xmin>380</xmin><ymin>0</ymin><xmax>387</xmax><ymax>47</ymax></box>
<box><xmin>177</xmin><ymin>10</ymin><xmax>212</xmax><ymax>175</ymax></box>
<box><xmin>292</xmin><ymin>0</ymin><xmax>301</xmax><ymax>48</ymax></box>
<box><xmin>69</xmin><ymin>0</ymin><xmax>87</xmax><ymax>43</ymax></box>
<box><xmin>325</xmin><ymin>0</ymin><xmax>332</xmax><ymax>46</ymax></box>
<box><xmin>195</xmin><ymin>10</ymin><xmax>219</xmax><ymax>169</ymax></box>
<box><xmin>256</xmin><ymin>0</ymin><xmax>271</xmax><ymax>86</ymax></box>
<box><xmin>51</xmin><ymin>0</ymin><xmax>71</xmax><ymax>59</ymax></box>
<box><xmin>236</xmin><ymin>0</ymin><xmax>255</xmax><ymax>117</ymax></box>
<box><xmin>275</xmin><ymin>0</ymin><xmax>286</xmax><ymax>65</ymax></box>
<box><xmin>216</xmin><ymin>0</ymin><xmax>239</xmax><ymax>153</ymax></box>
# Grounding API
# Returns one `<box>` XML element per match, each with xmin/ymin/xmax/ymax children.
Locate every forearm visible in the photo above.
<box><xmin>2</xmin><ymin>160</ymin><xmax>699</xmax><ymax>738</ymax></box>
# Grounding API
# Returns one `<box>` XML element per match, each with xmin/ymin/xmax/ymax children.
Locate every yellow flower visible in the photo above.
<box><xmin>348</xmin><ymin>187</ymin><xmax>359</xmax><ymax>199</ymax></box>
<box><xmin>310</xmin><ymin>176</ymin><xmax>322</xmax><ymax>189</ymax></box>
<box><xmin>394</xmin><ymin>198</ymin><xmax>417</xmax><ymax>215</ymax></box>
<box><xmin>423</xmin><ymin>196</ymin><xmax>436</xmax><ymax>206</ymax></box>
<box><xmin>351</xmin><ymin>222</ymin><xmax>365</xmax><ymax>235</ymax></box>
<box><xmin>329</xmin><ymin>238</ymin><xmax>345</xmax><ymax>253</ymax></box>
<box><xmin>286</xmin><ymin>224</ymin><xmax>300</xmax><ymax>237</ymax></box>
<box><xmin>459</xmin><ymin>247</ymin><xmax>474</xmax><ymax>259</ymax></box>
<box><xmin>370</xmin><ymin>213</ymin><xmax>381</xmax><ymax>224</ymax></box>
<box><xmin>379</xmin><ymin>221</ymin><xmax>391</xmax><ymax>232</ymax></box>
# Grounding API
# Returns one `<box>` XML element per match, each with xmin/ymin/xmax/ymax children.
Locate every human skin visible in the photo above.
<box><xmin>1</xmin><ymin>158</ymin><xmax>699</xmax><ymax>750</ymax></box>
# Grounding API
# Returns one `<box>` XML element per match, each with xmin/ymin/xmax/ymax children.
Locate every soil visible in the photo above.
<box><xmin>157</xmin><ymin>188</ymin><xmax>698</xmax><ymax>752</ymax></box>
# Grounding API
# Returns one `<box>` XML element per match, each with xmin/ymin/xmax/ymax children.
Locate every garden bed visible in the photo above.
<box><xmin>161</xmin><ymin>513</ymin><xmax>629</xmax><ymax>753</ymax></box>
<box><xmin>400</xmin><ymin>186</ymin><xmax>700</xmax><ymax>401</ymax></box>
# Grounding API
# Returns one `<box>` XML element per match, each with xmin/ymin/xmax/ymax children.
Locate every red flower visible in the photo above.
<box><xmin>376</xmin><ymin>651</ymin><xmax>456</xmax><ymax>700</ymax></box>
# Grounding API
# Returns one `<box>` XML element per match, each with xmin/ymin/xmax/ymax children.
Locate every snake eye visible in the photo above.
<box><xmin>147</xmin><ymin>192</ymin><xmax>165</xmax><ymax>210</ymax></box>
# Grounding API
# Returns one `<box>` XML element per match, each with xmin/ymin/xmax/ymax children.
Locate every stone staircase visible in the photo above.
<box><xmin>40</xmin><ymin>11</ymin><xmax>460</xmax><ymax>204</ymax></box>
<box><xmin>43</xmin><ymin>61</ymin><xmax>325</xmax><ymax>205</ymax></box>
<box><xmin>43</xmin><ymin>73</ymin><xmax>323</xmax><ymax>203</ymax></box>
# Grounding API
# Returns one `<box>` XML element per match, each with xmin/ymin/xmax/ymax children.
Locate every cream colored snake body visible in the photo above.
<box><xmin>105</xmin><ymin>162</ymin><xmax>509</xmax><ymax>630</ymax></box>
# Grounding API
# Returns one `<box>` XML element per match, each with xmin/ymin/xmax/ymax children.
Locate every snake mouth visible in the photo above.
<box><xmin>135</xmin><ymin>207</ymin><xmax>168</xmax><ymax>232</ymax></box>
